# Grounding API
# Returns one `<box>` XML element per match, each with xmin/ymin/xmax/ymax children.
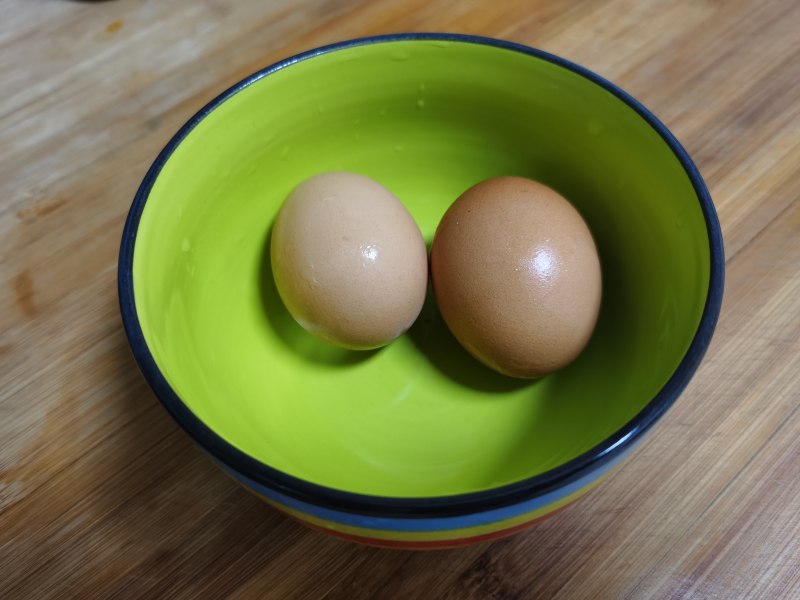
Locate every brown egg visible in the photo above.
<box><xmin>430</xmin><ymin>176</ymin><xmax>602</xmax><ymax>378</ymax></box>
<box><xmin>271</xmin><ymin>172</ymin><xmax>428</xmax><ymax>350</ymax></box>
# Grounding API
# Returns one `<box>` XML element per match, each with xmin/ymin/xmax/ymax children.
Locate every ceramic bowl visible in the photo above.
<box><xmin>119</xmin><ymin>34</ymin><xmax>724</xmax><ymax>548</ymax></box>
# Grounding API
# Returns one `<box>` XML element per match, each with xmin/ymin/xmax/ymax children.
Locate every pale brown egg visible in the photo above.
<box><xmin>430</xmin><ymin>176</ymin><xmax>602</xmax><ymax>378</ymax></box>
<box><xmin>271</xmin><ymin>172</ymin><xmax>428</xmax><ymax>350</ymax></box>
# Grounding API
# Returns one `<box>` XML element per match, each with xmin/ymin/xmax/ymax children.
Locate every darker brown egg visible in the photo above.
<box><xmin>430</xmin><ymin>176</ymin><xmax>602</xmax><ymax>378</ymax></box>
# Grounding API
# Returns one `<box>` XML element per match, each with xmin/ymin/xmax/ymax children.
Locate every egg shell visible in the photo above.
<box><xmin>271</xmin><ymin>172</ymin><xmax>428</xmax><ymax>350</ymax></box>
<box><xmin>430</xmin><ymin>176</ymin><xmax>602</xmax><ymax>378</ymax></box>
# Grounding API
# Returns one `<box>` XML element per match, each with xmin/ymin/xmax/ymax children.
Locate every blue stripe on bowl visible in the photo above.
<box><xmin>217</xmin><ymin>441</ymin><xmax>637</xmax><ymax>532</ymax></box>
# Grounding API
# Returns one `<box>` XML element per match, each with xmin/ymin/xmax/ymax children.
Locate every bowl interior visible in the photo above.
<box><xmin>132</xmin><ymin>39</ymin><xmax>710</xmax><ymax>497</ymax></box>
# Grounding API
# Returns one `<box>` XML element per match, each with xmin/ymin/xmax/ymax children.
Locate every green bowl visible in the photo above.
<box><xmin>119</xmin><ymin>34</ymin><xmax>723</xmax><ymax>548</ymax></box>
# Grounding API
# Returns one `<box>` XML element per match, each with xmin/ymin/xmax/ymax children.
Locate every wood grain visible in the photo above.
<box><xmin>2</xmin><ymin>0</ymin><xmax>799</xmax><ymax>597</ymax></box>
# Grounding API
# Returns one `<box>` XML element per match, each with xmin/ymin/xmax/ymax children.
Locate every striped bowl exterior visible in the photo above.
<box><xmin>217</xmin><ymin>443</ymin><xmax>634</xmax><ymax>549</ymax></box>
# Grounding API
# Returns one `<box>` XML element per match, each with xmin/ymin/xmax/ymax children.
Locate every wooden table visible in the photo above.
<box><xmin>2</xmin><ymin>0</ymin><xmax>799</xmax><ymax>597</ymax></box>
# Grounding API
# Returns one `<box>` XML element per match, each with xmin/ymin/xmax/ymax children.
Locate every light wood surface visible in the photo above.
<box><xmin>2</xmin><ymin>0</ymin><xmax>799</xmax><ymax>597</ymax></box>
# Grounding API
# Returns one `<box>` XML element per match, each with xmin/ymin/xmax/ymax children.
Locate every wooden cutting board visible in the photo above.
<box><xmin>2</xmin><ymin>0</ymin><xmax>798</xmax><ymax>597</ymax></box>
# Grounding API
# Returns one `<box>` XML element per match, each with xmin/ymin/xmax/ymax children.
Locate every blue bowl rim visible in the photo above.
<box><xmin>118</xmin><ymin>32</ymin><xmax>725</xmax><ymax>520</ymax></box>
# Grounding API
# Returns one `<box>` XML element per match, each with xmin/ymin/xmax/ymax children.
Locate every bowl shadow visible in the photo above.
<box><xmin>257</xmin><ymin>222</ymin><xmax>379</xmax><ymax>367</ymax></box>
